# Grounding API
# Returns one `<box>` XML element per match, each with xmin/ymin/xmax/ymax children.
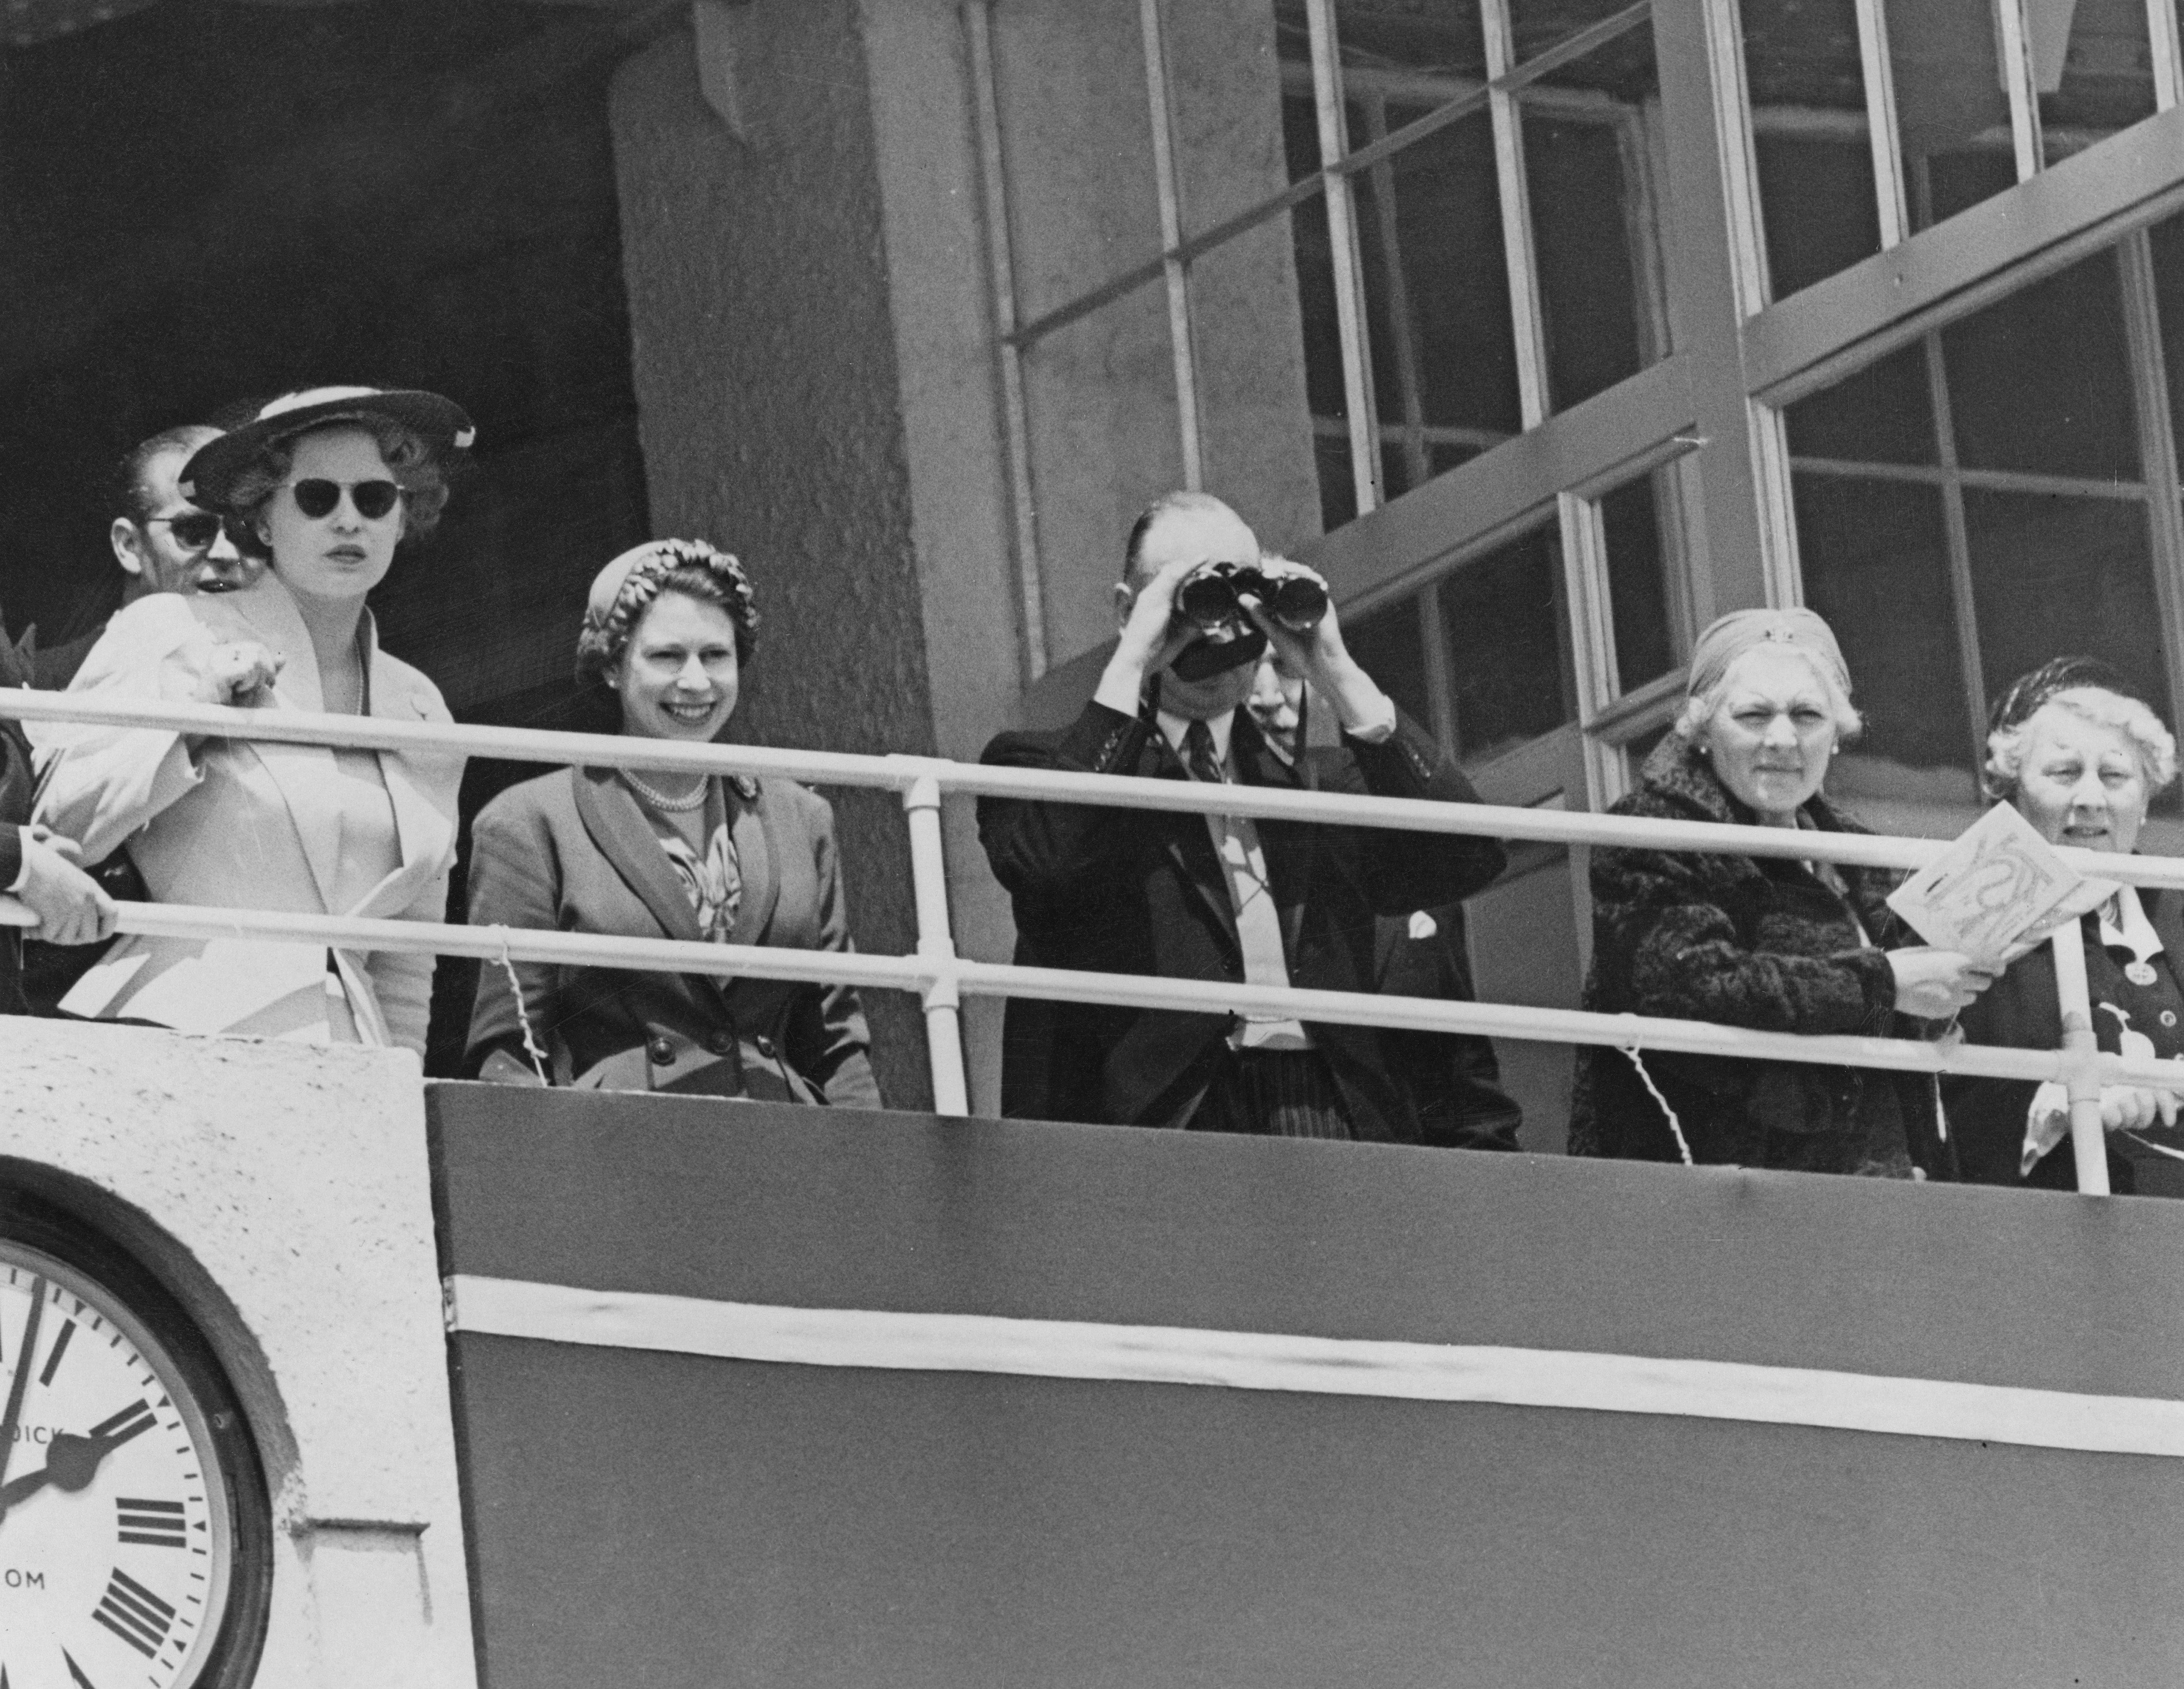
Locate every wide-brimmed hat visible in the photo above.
<box><xmin>178</xmin><ymin>386</ymin><xmax>476</xmax><ymax>511</ymax></box>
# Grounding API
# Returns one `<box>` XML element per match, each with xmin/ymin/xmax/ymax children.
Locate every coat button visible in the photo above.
<box><xmin>753</xmin><ymin>1035</ymin><xmax>776</xmax><ymax>1059</ymax></box>
<box><xmin>648</xmin><ymin>1037</ymin><xmax>676</xmax><ymax>1064</ymax></box>
<box><xmin>706</xmin><ymin>1029</ymin><xmax>734</xmax><ymax>1056</ymax></box>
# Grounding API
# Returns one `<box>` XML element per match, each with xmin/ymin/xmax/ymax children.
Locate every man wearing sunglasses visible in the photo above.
<box><xmin>29</xmin><ymin>426</ymin><xmax>259</xmax><ymax>691</ymax></box>
<box><xmin>16</xmin><ymin>424</ymin><xmax>249</xmax><ymax>1011</ymax></box>
<box><xmin>977</xmin><ymin>490</ymin><xmax>1508</xmax><ymax>1144</ymax></box>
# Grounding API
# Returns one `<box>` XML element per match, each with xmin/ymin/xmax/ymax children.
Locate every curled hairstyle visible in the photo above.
<box><xmin>1983</xmin><ymin>680</ymin><xmax>2177</xmax><ymax>802</ymax></box>
<box><xmin>224</xmin><ymin>417</ymin><xmax>452</xmax><ymax>559</ymax></box>
<box><xmin>575</xmin><ymin>540</ymin><xmax>760</xmax><ymax>691</ymax></box>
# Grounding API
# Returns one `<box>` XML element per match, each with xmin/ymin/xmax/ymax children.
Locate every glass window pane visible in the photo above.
<box><xmin>1743</xmin><ymin>0</ymin><xmax>1883</xmax><ymax>300</ymax></box>
<box><xmin>2043</xmin><ymin>2</ymin><xmax>2157</xmax><ymax>139</ymax></box>
<box><xmin>1753</xmin><ymin>132</ymin><xmax>1882</xmax><ymax>303</ymax></box>
<box><xmin>1363</xmin><ymin>102</ymin><xmax>1521</xmax><ymax>441</ymax></box>
<box><xmin>1283</xmin><ymin>0</ymin><xmax>1486</xmax><ymax>82</ymax></box>
<box><xmin>1193</xmin><ymin>216</ymin><xmax>1327</xmax><ymax>556</ymax></box>
<box><xmin>1520</xmin><ymin>13</ymin><xmax>1666</xmax><ymax>410</ymax></box>
<box><xmin>1601</xmin><ymin>472</ymin><xmax>1675</xmax><ymax>692</ymax></box>
<box><xmin>1784</xmin><ymin>342</ymin><xmax>1936</xmax><ymax>465</ymax></box>
<box><xmin>1939</xmin><ymin>249</ymin><xmax>2139</xmax><ymax>482</ymax></box>
<box><xmin>1963</xmin><ymin>488</ymin><xmax>2170</xmax><ymax>727</ymax></box>
<box><xmin>1511</xmin><ymin>0</ymin><xmax>1639</xmax><ymax>58</ymax></box>
<box><xmin>1795</xmin><ymin>474</ymin><xmax>1977</xmax><ymax>793</ymax></box>
<box><xmin>992</xmin><ymin>0</ymin><xmax>1168</xmax><ymax>323</ymax></box>
<box><xmin>1020</xmin><ymin>286</ymin><xmax>1185</xmax><ymax>661</ymax></box>
<box><xmin>1168</xmin><ymin>0</ymin><xmax>1307</xmax><ymax>238</ymax></box>
<box><xmin>1345</xmin><ymin>595</ymin><xmax>1434</xmax><ymax>729</ymax></box>
<box><xmin>1437</xmin><ymin>525</ymin><xmax>1577</xmax><ymax>764</ymax></box>
<box><xmin>1886</xmin><ymin>0</ymin><xmax>2014</xmax><ymax>228</ymax></box>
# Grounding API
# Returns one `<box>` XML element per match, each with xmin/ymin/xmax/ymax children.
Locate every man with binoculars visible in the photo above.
<box><xmin>977</xmin><ymin>490</ymin><xmax>1506</xmax><ymax>1141</ymax></box>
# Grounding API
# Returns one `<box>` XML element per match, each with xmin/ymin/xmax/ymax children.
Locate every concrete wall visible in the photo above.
<box><xmin>0</xmin><ymin>1019</ymin><xmax>474</xmax><ymax>1688</ymax></box>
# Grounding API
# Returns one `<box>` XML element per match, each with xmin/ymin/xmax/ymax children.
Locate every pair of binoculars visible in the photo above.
<box><xmin>1174</xmin><ymin>561</ymin><xmax>1329</xmax><ymax>634</ymax></box>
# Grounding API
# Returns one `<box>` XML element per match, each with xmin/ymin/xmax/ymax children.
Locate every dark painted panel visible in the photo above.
<box><xmin>432</xmin><ymin>1084</ymin><xmax>2184</xmax><ymax>1685</ymax></box>
<box><xmin>449</xmin><ymin>1335</ymin><xmax>2184</xmax><ymax>1689</ymax></box>
<box><xmin>429</xmin><ymin>1083</ymin><xmax>2184</xmax><ymax>1405</ymax></box>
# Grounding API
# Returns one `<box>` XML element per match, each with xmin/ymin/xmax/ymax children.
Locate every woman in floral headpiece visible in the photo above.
<box><xmin>1945</xmin><ymin>657</ymin><xmax>2184</xmax><ymax>1194</ymax></box>
<box><xmin>463</xmin><ymin>539</ymin><xmax>879</xmax><ymax>1106</ymax></box>
<box><xmin>1567</xmin><ymin>607</ymin><xmax>2001</xmax><ymax>1177</ymax></box>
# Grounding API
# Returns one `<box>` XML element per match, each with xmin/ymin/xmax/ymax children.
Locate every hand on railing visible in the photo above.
<box><xmin>11</xmin><ymin>832</ymin><xmax>116</xmax><ymax>947</ymax></box>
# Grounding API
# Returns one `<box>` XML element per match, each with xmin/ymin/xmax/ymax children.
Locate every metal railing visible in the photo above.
<box><xmin>0</xmin><ymin>689</ymin><xmax>2171</xmax><ymax>1191</ymax></box>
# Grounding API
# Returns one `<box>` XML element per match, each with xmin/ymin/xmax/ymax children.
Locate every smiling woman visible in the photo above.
<box><xmin>463</xmin><ymin>539</ymin><xmax>880</xmax><ymax>1108</ymax></box>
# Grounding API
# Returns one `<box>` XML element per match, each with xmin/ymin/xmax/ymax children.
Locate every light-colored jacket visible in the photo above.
<box><xmin>30</xmin><ymin>578</ymin><xmax>462</xmax><ymax>1055</ymax></box>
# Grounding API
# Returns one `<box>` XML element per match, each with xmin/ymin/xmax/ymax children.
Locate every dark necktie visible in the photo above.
<box><xmin>1182</xmin><ymin>718</ymin><xmax>1225</xmax><ymax>785</ymax></box>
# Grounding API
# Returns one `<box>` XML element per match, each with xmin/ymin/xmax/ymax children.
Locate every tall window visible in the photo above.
<box><xmin>973</xmin><ymin>0</ymin><xmax>1691</xmax><ymax>809</ymax></box>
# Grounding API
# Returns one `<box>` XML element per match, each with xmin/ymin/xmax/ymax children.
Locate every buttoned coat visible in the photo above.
<box><xmin>1940</xmin><ymin>892</ymin><xmax>2184</xmax><ymax>1194</ymax></box>
<box><xmin>977</xmin><ymin>698</ymin><xmax>1506</xmax><ymax>1138</ymax></box>
<box><xmin>31</xmin><ymin>578</ymin><xmax>460</xmax><ymax>1054</ymax></box>
<box><xmin>463</xmin><ymin>764</ymin><xmax>879</xmax><ymax>1107</ymax></box>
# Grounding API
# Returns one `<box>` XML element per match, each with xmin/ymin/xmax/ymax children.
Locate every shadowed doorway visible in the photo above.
<box><xmin>0</xmin><ymin>0</ymin><xmax>669</xmax><ymax>1069</ymax></box>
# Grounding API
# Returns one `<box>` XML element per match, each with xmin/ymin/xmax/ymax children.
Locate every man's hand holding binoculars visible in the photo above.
<box><xmin>1097</xmin><ymin>554</ymin><xmax>1394</xmax><ymax>738</ymax></box>
<box><xmin>1235</xmin><ymin>563</ymin><xmax>1394</xmax><ymax>739</ymax></box>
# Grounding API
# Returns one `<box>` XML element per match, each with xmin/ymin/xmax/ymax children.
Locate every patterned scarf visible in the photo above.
<box><xmin>658</xmin><ymin>821</ymin><xmax>742</xmax><ymax>942</ymax></box>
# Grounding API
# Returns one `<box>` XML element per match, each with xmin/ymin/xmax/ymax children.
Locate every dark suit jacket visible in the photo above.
<box><xmin>464</xmin><ymin>764</ymin><xmax>879</xmax><ymax>1107</ymax></box>
<box><xmin>1941</xmin><ymin>893</ymin><xmax>2184</xmax><ymax>1194</ymax></box>
<box><xmin>1375</xmin><ymin>904</ymin><xmax>1522</xmax><ymax>1151</ymax></box>
<box><xmin>0</xmin><ymin>630</ymin><xmax>33</xmax><ymax>1018</ymax></box>
<box><xmin>977</xmin><ymin>699</ymin><xmax>1505</xmax><ymax>1139</ymax></box>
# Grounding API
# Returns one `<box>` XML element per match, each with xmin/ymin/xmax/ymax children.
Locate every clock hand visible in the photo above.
<box><xmin>0</xmin><ymin>1400</ymin><xmax>157</xmax><ymax>1513</ymax></box>
<box><xmin>0</xmin><ymin>1277</ymin><xmax>46</xmax><ymax>1522</ymax></box>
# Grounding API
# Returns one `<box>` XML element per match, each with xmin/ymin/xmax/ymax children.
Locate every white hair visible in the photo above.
<box><xmin>1672</xmin><ymin>644</ymin><xmax>1863</xmax><ymax>745</ymax></box>
<box><xmin>1983</xmin><ymin>686</ymin><xmax>2177</xmax><ymax>802</ymax></box>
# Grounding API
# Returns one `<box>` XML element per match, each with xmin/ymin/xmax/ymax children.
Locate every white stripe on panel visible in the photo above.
<box><xmin>447</xmin><ymin>1275</ymin><xmax>2184</xmax><ymax>1460</ymax></box>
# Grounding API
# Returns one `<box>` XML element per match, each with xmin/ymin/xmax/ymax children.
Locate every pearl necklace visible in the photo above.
<box><xmin>622</xmin><ymin>768</ymin><xmax>710</xmax><ymax>812</ymax></box>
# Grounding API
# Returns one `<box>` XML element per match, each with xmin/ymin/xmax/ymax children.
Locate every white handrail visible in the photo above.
<box><xmin>0</xmin><ymin>896</ymin><xmax>2171</xmax><ymax>1096</ymax></box>
<box><xmin>6</xmin><ymin>689</ymin><xmax>2170</xmax><ymax>1159</ymax></box>
<box><xmin>9</xmin><ymin>688</ymin><xmax>2184</xmax><ymax>886</ymax></box>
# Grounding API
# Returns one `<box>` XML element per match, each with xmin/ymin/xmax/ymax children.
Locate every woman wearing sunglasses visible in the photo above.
<box><xmin>31</xmin><ymin>386</ymin><xmax>472</xmax><ymax>1055</ymax></box>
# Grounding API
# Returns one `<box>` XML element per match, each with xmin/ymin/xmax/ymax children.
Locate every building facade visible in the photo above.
<box><xmin>7</xmin><ymin>0</ymin><xmax>2184</xmax><ymax>1134</ymax></box>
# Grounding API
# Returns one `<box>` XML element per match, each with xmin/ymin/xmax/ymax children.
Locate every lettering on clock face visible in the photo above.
<box><xmin>0</xmin><ymin>1252</ymin><xmax>234</xmax><ymax>1689</ymax></box>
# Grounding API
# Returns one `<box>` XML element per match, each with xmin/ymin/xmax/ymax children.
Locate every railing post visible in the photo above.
<box><xmin>897</xmin><ymin>765</ymin><xmax>972</xmax><ymax>1117</ymax></box>
<box><xmin>2050</xmin><ymin>924</ymin><xmax>2111</xmax><ymax>1196</ymax></box>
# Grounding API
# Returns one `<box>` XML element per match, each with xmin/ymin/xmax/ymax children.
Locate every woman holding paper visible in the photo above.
<box><xmin>1943</xmin><ymin>658</ymin><xmax>2184</xmax><ymax>1195</ymax></box>
<box><xmin>1568</xmin><ymin>609</ymin><xmax>1999</xmax><ymax>1177</ymax></box>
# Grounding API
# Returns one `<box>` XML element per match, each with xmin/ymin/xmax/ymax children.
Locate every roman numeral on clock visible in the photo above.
<box><xmin>116</xmin><ymin>1497</ymin><xmax>187</xmax><ymax>1548</ymax></box>
<box><xmin>91</xmin><ymin>1567</ymin><xmax>174</xmax><ymax>1659</ymax></box>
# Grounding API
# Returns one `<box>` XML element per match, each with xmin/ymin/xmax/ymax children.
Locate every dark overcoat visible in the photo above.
<box><xmin>464</xmin><ymin>765</ymin><xmax>879</xmax><ymax>1107</ymax></box>
<box><xmin>977</xmin><ymin>698</ymin><xmax>1506</xmax><ymax>1139</ymax></box>
<box><xmin>1568</xmin><ymin>737</ymin><xmax>1952</xmax><ymax>1177</ymax></box>
<box><xmin>1374</xmin><ymin>904</ymin><xmax>1522</xmax><ymax>1151</ymax></box>
<box><xmin>0</xmin><ymin>630</ymin><xmax>34</xmax><ymax>1017</ymax></box>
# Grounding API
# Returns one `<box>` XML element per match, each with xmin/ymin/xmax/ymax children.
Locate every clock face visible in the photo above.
<box><xmin>0</xmin><ymin>1240</ymin><xmax>236</xmax><ymax>1689</ymax></box>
